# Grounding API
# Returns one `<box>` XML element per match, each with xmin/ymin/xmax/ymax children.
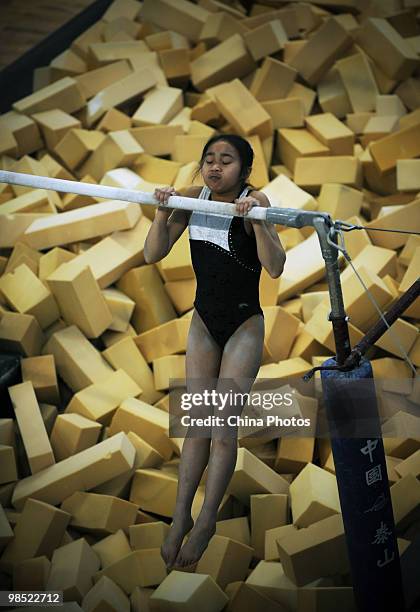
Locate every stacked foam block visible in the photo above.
<box><xmin>0</xmin><ymin>0</ymin><xmax>419</xmax><ymax>610</ymax></box>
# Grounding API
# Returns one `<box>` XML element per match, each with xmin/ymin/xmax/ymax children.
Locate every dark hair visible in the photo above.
<box><xmin>192</xmin><ymin>134</ymin><xmax>254</xmax><ymax>189</ymax></box>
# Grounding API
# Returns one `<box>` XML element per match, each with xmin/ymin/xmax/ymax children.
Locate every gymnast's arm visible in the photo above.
<box><xmin>246</xmin><ymin>190</ymin><xmax>286</xmax><ymax>279</ymax></box>
<box><xmin>143</xmin><ymin>185</ymin><xmax>201</xmax><ymax>264</ymax></box>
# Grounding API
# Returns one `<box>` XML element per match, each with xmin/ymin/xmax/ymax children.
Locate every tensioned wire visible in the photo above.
<box><xmin>328</xmin><ymin>224</ymin><xmax>418</xmax><ymax>377</ymax></box>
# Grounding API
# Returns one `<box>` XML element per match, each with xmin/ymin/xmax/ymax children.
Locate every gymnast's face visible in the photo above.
<box><xmin>201</xmin><ymin>141</ymin><xmax>245</xmax><ymax>194</ymax></box>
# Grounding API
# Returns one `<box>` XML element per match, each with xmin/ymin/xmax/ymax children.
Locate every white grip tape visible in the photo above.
<box><xmin>0</xmin><ymin>170</ymin><xmax>268</xmax><ymax>221</ymax></box>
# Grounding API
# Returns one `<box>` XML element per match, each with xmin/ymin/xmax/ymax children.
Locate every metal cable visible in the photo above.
<box><xmin>326</xmin><ymin>227</ymin><xmax>418</xmax><ymax>377</ymax></box>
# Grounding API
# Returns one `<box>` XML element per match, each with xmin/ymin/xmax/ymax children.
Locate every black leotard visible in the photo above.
<box><xmin>188</xmin><ymin>184</ymin><xmax>264</xmax><ymax>350</ymax></box>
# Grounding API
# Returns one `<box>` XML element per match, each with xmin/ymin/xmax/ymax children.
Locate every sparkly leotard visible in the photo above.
<box><xmin>188</xmin><ymin>184</ymin><xmax>264</xmax><ymax>350</ymax></box>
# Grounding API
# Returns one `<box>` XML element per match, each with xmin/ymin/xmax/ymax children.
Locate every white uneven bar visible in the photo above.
<box><xmin>0</xmin><ymin>170</ymin><xmax>269</xmax><ymax>221</ymax></box>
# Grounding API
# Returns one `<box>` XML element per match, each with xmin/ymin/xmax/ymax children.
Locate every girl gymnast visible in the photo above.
<box><xmin>144</xmin><ymin>134</ymin><xmax>286</xmax><ymax>571</ymax></box>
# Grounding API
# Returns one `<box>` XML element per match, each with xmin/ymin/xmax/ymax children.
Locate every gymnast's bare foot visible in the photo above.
<box><xmin>173</xmin><ymin>513</ymin><xmax>216</xmax><ymax>568</ymax></box>
<box><xmin>161</xmin><ymin>514</ymin><xmax>194</xmax><ymax>571</ymax></box>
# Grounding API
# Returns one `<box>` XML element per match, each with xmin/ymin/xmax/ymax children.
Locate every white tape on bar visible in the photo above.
<box><xmin>0</xmin><ymin>170</ymin><xmax>268</xmax><ymax>221</ymax></box>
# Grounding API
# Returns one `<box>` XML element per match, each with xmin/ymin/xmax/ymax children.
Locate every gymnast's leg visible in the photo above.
<box><xmin>174</xmin><ymin>314</ymin><xmax>264</xmax><ymax>567</ymax></box>
<box><xmin>161</xmin><ymin>309</ymin><xmax>222</xmax><ymax>570</ymax></box>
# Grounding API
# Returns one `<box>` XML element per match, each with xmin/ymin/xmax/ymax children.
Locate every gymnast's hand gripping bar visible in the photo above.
<box><xmin>0</xmin><ymin>170</ymin><xmax>333</xmax><ymax>229</ymax></box>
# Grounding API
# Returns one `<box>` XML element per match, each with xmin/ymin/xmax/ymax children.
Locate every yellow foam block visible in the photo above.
<box><xmin>101</xmin><ymin>287</ymin><xmax>134</xmax><ymax>332</ymax></box>
<box><xmin>159</xmin><ymin>48</ymin><xmax>191</xmax><ymax>88</ymax></box>
<box><xmin>91</xmin><ymin>529</ymin><xmax>131</xmax><ymax>569</ymax></box>
<box><xmin>262</xmin><ymin>98</ymin><xmax>304</xmax><ymax>130</ymax></box>
<box><xmin>365</xmin><ymin>198</ymin><xmax>420</xmax><ymax>249</ymax></box>
<box><xmin>397</xmin><ymin>160</ymin><xmax>420</xmax><ymax>191</ymax></box>
<box><xmin>109</xmin><ymin>397</ymin><xmax>173</xmax><ymax>460</ymax></box>
<box><xmin>277</xmin><ymin>128</ymin><xmax>329</xmax><ymax>173</ymax></box>
<box><xmin>126</xmin><ymin>430</ymin><xmax>165</xmax><ymax>469</ymax></box>
<box><xmin>97</xmin><ymin>107</ymin><xmax>131</xmax><ymax>133</ymax></box>
<box><xmin>0</xmin><ymin>312</ymin><xmax>44</xmax><ymax>357</ymax></box>
<box><xmin>171</xmin><ymin>133</ymin><xmax>210</xmax><ymax>163</ymax></box>
<box><xmin>215</xmin><ymin>516</ymin><xmax>251</xmax><ymax>547</ymax></box>
<box><xmin>0</xmin><ymin>125</ymin><xmax>18</xmax><ymax>157</ymax></box>
<box><xmin>355</xmin><ymin>17</ymin><xmax>419</xmax><ymax>81</ymax></box>
<box><xmin>334</xmin><ymin>264</ymin><xmax>395</xmax><ymax>332</ymax></box>
<box><xmin>13</xmin><ymin>555</ymin><xmax>51</xmax><ymax>591</ymax></box>
<box><xmin>191</xmin><ymin>34</ymin><xmax>256</xmax><ymax>91</ymax></box>
<box><xmin>145</xmin><ymin>30</ymin><xmax>189</xmax><ymax>52</ymax></box>
<box><xmin>130</xmin><ymin>468</ymin><xmax>178</xmax><ymax>517</ymax></box>
<box><xmin>0</xmin><ymin>264</ymin><xmax>59</xmax><ymax>330</ymax></box>
<box><xmin>262</xmin><ymin>305</ymin><xmax>301</xmax><ymax>364</ymax></box>
<box><xmin>294</xmin><ymin>156</ymin><xmax>362</xmax><ymax>192</ymax></box>
<box><xmin>47</xmin><ymin>264</ymin><xmax>113</xmax><ymax>338</ymax></box>
<box><xmin>102</xmin><ymin>336</ymin><xmax>163</xmax><ymax>405</ymax></box>
<box><xmin>152</xmin><ymin>354</ymin><xmax>186</xmax><ymax>391</ymax></box>
<box><xmin>74</xmin><ymin>60</ymin><xmax>132</xmax><ymax>99</ymax></box>
<box><xmin>13</xmin><ymin>77</ymin><xmax>85</xmax><ymax>115</ymax></box>
<box><xmin>85</xmin><ymin>68</ymin><xmax>157</xmax><ymax>126</ymax></box>
<box><xmin>0</xmin><ymin>111</ymin><xmax>43</xmax><ymax>157</ymax></box>
<box><xmin>317</xmin><ymin>183</ymin><xmax>363</xmax><ymax>219</ymax></box>
<box><xmin>196</xmin><ymin>534</ymin><xmax>254</xmax><ymax>589</ymax></box>
<box><xmin>264</xmin><ymin>523</ymin><xmax>298</xmax><ymax>562</ymax></box>
<box><xmin>228</xmin><ymin>447</ymin><xmax>289</xmax><ymax>506</ymax></box>
<box><xmin>289</xmin><ymin>17</ymin><xmax>351</xmax><ymax>86</ymax></box>
<box><xmin>116</xmin><ymin>263</ymin><xmax>177</xmax><ymax>332</ymax></box>
<box><xmin>129</xmin><ymin>521</ymin><xmax>169</xmax><ymax>550</ymax></box>
<box><xmin>65</xmin><ymin>369</ymin><xmax>141</xmax><ymax>425</ymax></box>
<box><xmin>80</xmin><ymin>575</ymin><xmax>130</xmax><ymax>611</ymax></box>
<box><xmin>276</xmin><ymin>232</ymin><xmax>343</xmax><ymax>303</ymax></box>
<box><xmin>61</xmin><ymin>490</ymin><xmax>138</xmax><ymax>535</ymax></box>
<box><xmin>134</xmin><ymin>317</ymin><xmax>190</xmax><ymax>362</ymax></box>
<box><xmin>244</xmin><ymin>19</ymin><xmax>288</xmax><ymax>62</ymax></box>
<box><xmin>11</xmin><ymin>431</ymin><xmax>135</xmax><ymax>510</ymax></box>
<box><xmin>274</xmin><ymin>437</ymin><xmax>315</xmax><ymax>475</ymax></box>
<box><xmin>390</xmin><ymin>473</ymin><xmax>420</xmax><ymax>530</ymax></box>
<box><xmin>370</xmin><ymin>121</ymin><xmax>420</xmax><ymax>175</ymax></box>
<box><xmin>340</xmin><ymin>245</ymin><xmax>397</xmax><ymax>282</ymax></box>
<box><xmin>199</xmin><ymin>11</ymin><xmax>248</xmax><ymax>49</ymax></box>
<box><xmin>0</xmin><ymin>498</ymin><xmax>70</xmax><ymax>575</ymax></box>
<box><xmin>383</xmin><ymin>410</ymin><xmax>420</xmax><ymax>460</ymax></box>
<box><xmin>79</xmin><ymin>130</ymin><xmax>143</xmax><ymax>180</ymax></box>
<box><xmin>336</xmin><ymin>52</ymin><xmax>379</xmax><ymax>113</ymax></box>
<box><xmin>317</xmin><ymin>67</ymin><xmax>352</xmax><ymax>119</ymax></box>
<box><xmin>42</xmin><ymin>324</ymin><xmax>114</xmax><ymax>392</ymax></box>
<box><xmin>304</xmin><ymin>301</ymin><xmax>364</xmax><ymax>353</ymax></box>
<box><xmin>23</xmin><ymin>199</ymin><xmax>141</xmax><ymax>250</ymax></box>
<box><xmin>276</xmin><ymin>513</ymin><xmax>349</xmax><ymax>586</ymax></box>
<box><xmin>250</xmin><ymin>494</ymin><xmax>288</xmax><ymax>559</ymax></box>
<box><xmin>88</xmin><ymin>40</ymin><xmax>149</xmax><ymax>66</ymax></box>
<box><xmin>150</xmin><ymin>570</ymin><xmax>229</xmax><ymax>611</ymax></box>
<box><xmin>20</xmin><ymin>354</ymin><xmax>59</xmax><ymax>404</ymax></box>
<box><xmin>130</xmin><ymin>124</ymin><xmax>183</xmax><ymax>156</ymax></box>
<box><xmin>132</xmin><ymin>85</ymin><xmax>183</xmax><ymax>127</ymax></box>
<box><xmin>134</xmin><ymin>153</ymin><xmax>181</xmax><ymax>184</ymax></box>
<box><xmin>32</xmin><ymin>109</ymin><xmax>81</xmax><ymax>151</ymax></box>
<box><xmin>8</xmin><ymin>381</ymin><xmax>55</xmax><ymax>474</ymax></box>
<box><xmin>46</xmin><ymin>536</ymin><xmax>102</xmax><ymax>596</ymax></box>
<box><xmin>50</xmin><ymin>414</ymin><xmax>101</xmax><ymax>461</ymax></box>
<box><xmin>213</xmin><ymin>78</ymin><xmax>273</xmax><ymax>141</ymax></box>
<box><xmin>305</xmin><ymin>113</ymin><xmax>354</xmax><ymax>155</ymax></box>
<box><xmin>141</xmin><ymin>0</ymin><xmax>210</xmax><ymax>43</ymax></box>
<box><xmin>55</xmin><ymin>128</ymin><xmax>105</xmax><ymax>171</ymax></box>
<box><xmin>262</xmin><ymin>174</ymin><xmax>317</xmax><ymax>211</ymax></box>
<box><xmin>0</xmin><ymin>190</ymin><xmax>57</xmax><ymax>215</ymax></box>
<box><xmin>9</xmin><ymin>155</ymin><xmax>50</xmax><ymax>196</ymax></box>
<box><xmin>394</xmin><ymin>449</ymin><xmax>420</xmax><ymax>479</ymax></box>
